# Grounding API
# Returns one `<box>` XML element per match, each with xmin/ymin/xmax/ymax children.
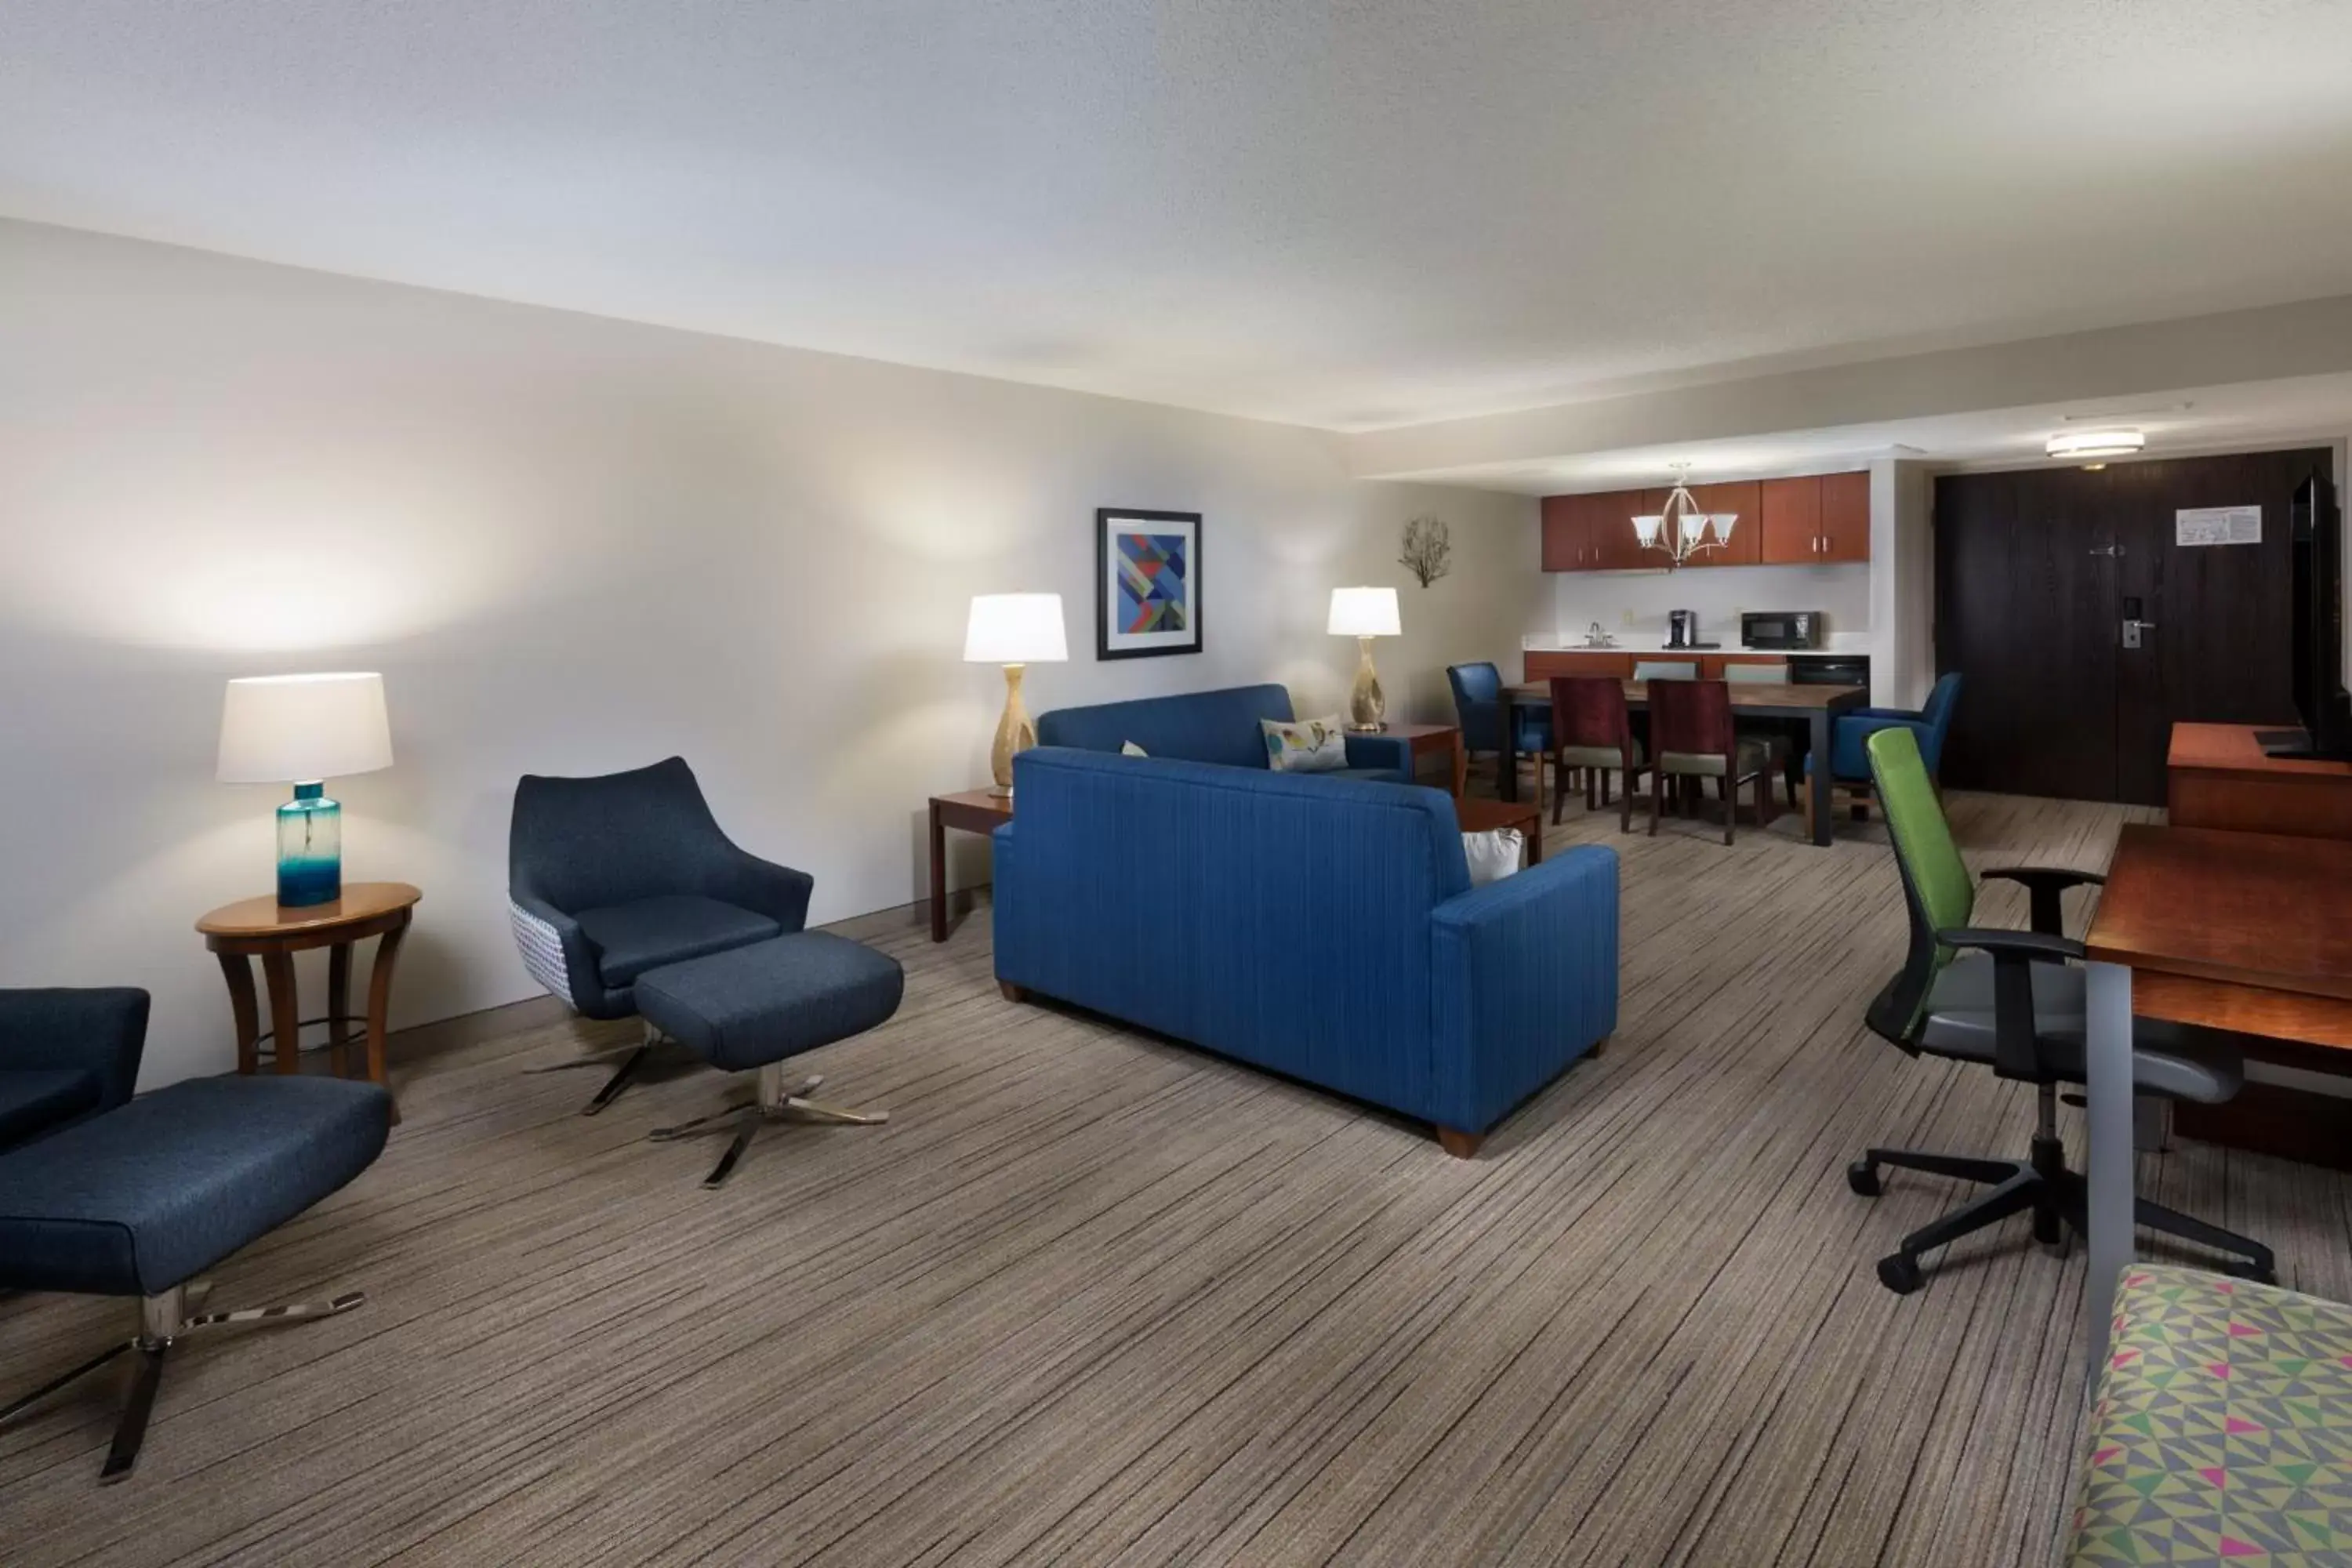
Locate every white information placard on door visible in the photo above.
<box><xmin>2176</xmin><ymin>506</ymin><xmax>2261</xmax><ymax>546</ymax></box>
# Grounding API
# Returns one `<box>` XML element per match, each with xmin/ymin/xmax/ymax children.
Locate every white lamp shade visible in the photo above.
<box><xmin>963</xmin><ymin>593</ymin><xmax>1068</xmax><ymax>663</ymax></box>
<box><xmin>217</xmin><ymin>673</ymin><xmax>394</xmax><ymax>783</ymax></box>
<box><xmin>1632</xmin><ymin>514</ymin><xmax>1664</xmax><ymax>547</ymax></box>
<box><xmin>1327</xmin><ymin>586</ymin><xmax>1401</xmax><ymax>637</ymax></box>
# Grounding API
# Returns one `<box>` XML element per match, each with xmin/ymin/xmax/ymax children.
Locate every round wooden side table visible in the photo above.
<box><xmin>198</xmin><ymin>882</ymin><xmax>421</xmax><ymax>1120</ymax></box>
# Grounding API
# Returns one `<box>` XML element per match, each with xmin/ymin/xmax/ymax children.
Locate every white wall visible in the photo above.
<box><xmin>0</xmin><ymin>219</ymin><xmax>1541</xmax><ymax>1087</ymax></box>
<box><xmin>1548</xmin><ymin>561</ymin><xmax>1871</xmax><ymax>652</ymax></box>
<box><xmin>1871</xmin><ymin>459</ymin><xmax>1936</xmax><ymax>709</ymax></box>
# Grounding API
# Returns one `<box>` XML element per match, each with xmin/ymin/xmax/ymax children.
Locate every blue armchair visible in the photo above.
<box><xmin>1806</xmin><ymin>673</ymin><xmax>1963</xmax><ymax>818</ymax></box>
<box><xmin>993</xmin><ymin>746</ymin><xmax>1617</xmax><ymax>1154</ymax></box>
<box><xmin>508</xmin><ymin>756</ymin><xmax>813</xmax><ymax>1110</ymax></box>
<box><xmin>0</xmin><ymin>988</ymin><xmax>148</xmax><ymax>1149</ymax></box>
<box><xmin>1449</xmin><ymin>662</ymin><xmax>1553</xmax><ymax>800</ymax></box>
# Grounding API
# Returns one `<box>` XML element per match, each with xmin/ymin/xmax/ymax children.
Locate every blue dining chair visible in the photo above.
<box><xmin>1805</xmin><ymin>672</ymin><xmax>1963</xmax><ymax>833</ymax></box>
<box><xmin>1447</xmin><ymin>662</ymin><xmax>1554</xmax><ymax>805</ymax></box>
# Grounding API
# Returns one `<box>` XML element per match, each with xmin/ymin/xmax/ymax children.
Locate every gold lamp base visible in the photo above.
<box><xmin>1346</xmin><ymin>635</ymin><xmax>1387</xmax><ymax>731</ymax></box>
<box><xmin>989</xmin><ymin>662</ymin><xmax>1034</xmax><ymax>797</ymax></box>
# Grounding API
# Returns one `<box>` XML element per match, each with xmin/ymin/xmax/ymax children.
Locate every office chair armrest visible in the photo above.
<box><xmin>1848</xmin><ymin>706</ymin><xmax>1922</xmax><ymax>722</ymax></box>
<box><xmin>1980</xmin><ymin>866</ymin><xmax>2107</xmax><ymax>936</ymax></box>
<box><xmin>1938</xmin><ymin>926</ymin><xmax>2085</xmax><ymax>1081</ymax></box>
<box><xmin>0</xmin><ymin>987</ymin><xmax>149</xmax><ymax>1112</ymax></box>
<box><xmin>715</xmin><ymin>849</ymin><xmax>815</xmax><ymax>934</ymax></box>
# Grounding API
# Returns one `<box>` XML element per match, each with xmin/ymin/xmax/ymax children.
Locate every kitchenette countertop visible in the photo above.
<box><xmin>1523</xmin><ymin>632</ymin><xmax>1875</xmax><ymax>656</ymax></box>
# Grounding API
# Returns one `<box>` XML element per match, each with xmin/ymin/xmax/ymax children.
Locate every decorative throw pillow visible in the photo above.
<box><xmin>1120</xmin><ymin>741</ymin><xmax>1148</xmax><ymax>757</ymax></box>
<box><xmin>1261</xmin><ymin>715</ymin><xmax>1349</xmax><ymax>774</ymax></box>
<box><xmin>1462</xmin><ymin>829</ymin><xmax>1525</xmax><ymax>887</ymax></box>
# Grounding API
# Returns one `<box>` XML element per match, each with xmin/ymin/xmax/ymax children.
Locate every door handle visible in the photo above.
<box><xmin>2122</xmin><ymin>619</ymin><xmax>2155</xmax><ymax>649</ymax></box>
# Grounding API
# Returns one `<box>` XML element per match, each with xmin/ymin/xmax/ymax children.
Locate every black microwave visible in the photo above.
<box><xmin>1741</xmin><ymin>611</ymin><xmax>1824</xmax><ymax>650</ymax></box>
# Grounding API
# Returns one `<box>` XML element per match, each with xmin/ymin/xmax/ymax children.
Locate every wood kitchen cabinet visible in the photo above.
<box><xmin>1759</xmin><ymin>477</ymin><xmax>1822</xmax><ymax>564</ymax></box>
<box><xmin>1756</xmin><ymin>471</ymin><xmax>1872</xmax><ymax>564</ymax></box>
<box><xmin>1540</xmin><ymin>495</ymin><xmax>1584</xmax><ymax>571</ymax></box>
<box><xmin>1679</xmin><ymin>481</ymin><xmax>1760</xmax><ymax>568</ymax></box>
<box><xmin>1544</xmin><ymin>492</ymin><xmax>1649</xmax><ymax>572</ymax></box>
<box><xmin>1541</xmin><ymin>470</ymin><xmax>1869</xmax><ymax>571</ymax></box>
<box><xmin>1524</xmin><ymin>650</ymin><xmax>1635</xmax><ymax>681</ymax></box>
<box><xmin>1818</xmin><ymin>470</ymin><xmax>1871</xmax><ymax>562</ymax></box>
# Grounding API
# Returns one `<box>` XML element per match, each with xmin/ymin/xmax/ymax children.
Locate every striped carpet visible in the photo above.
<box><xmin>6</xmin><ymin>786</ymin><xmax>2351</xmax><ymax>1566</ymax></box>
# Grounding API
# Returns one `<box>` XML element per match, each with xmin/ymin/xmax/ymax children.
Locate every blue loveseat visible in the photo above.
<box><xmin>992</xmin><ymin>746</ymin><xmax>1619</xmax><ymax>1154</ymax></box>
<box><xmin>1035</xmin><ymin>684</ymin><xmax>1412</xmax><ymax>783</ymax></box>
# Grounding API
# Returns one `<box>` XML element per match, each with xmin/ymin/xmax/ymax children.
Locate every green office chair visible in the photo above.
<box><xmin>1849</xmin><ymin>727</ymin><xmax>2273</xmax><ymax>1294</ymax></box>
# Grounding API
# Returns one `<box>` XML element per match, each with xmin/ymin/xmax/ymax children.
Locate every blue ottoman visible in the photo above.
<box><xmin>634</xmin><ymin>931</ymin><xmax>903</xmax><ymax>1186</ymax></box>
<box><xmin>0</xmin><ymin>1073</ymin><xmax>390</xmax><ymax>1483</ymax></box>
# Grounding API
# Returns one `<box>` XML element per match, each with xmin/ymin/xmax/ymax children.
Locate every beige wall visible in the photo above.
<box><xmin>0</xmin><ymin>219</ymin><xmax>1542</xmax><ymax>1087</ymax></box>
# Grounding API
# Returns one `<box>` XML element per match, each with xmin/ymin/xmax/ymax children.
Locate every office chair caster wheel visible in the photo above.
<box><xmin>1876</xmin><ymin>1254</ymin><xmax>1923</xmax><ymax>1295</ymax></box>
<box><xmin>1846</xmin><ymin>1160</ymin><xmax>1880</xmax><ymax>1197</ymax></box>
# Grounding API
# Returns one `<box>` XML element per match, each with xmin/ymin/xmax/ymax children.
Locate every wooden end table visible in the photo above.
<box><xmin>929</xmin><ymin>791</ymin><xmax>1014</xmax><ymax>942</ymax></box>
<box><xmin>198</xmin><ymin>881</ymin><xmax>421</xmax><ymax>1118</ymax></box>
<box><xmin>1454</xmin><ymin>797</ymin><xmax>1544</xmax><ymax>866</ymax></box>
<box><xmin>1380</xmin><ymin>722</ymin><xmax>1467</xmax><ymax>796</ymax></box>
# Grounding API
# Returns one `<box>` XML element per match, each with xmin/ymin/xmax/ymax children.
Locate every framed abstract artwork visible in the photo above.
<box><xmin>1096</xmin><ymin>508</ymin><xmax>1202</xmax><ymax>660</ymax></box>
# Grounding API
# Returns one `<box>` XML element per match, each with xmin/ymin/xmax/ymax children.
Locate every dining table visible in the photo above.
<box><xmin>1501</xmin><ymin>680</ymin><xmax>1869</xmax><ymax>846</ymax></box>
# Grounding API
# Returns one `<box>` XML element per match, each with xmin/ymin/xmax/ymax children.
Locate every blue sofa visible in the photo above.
<box><xmin>992</xmin><ymin>746</ymin><xmax>1619</xmax><ymax>1153</ymax></box>
<box><xmin>1035</xmin><ymin>684</ymin><xmax>1412</xmax><ymax>783</ymax></box>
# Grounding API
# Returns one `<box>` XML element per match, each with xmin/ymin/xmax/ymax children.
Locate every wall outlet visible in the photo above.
<box><xmin>1621</xmin><ymin>609</ymin><xmax>1635</xmax><ymax>626</ymax></box>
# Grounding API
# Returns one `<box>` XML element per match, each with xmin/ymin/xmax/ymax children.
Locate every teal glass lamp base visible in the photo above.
<box><xmin>276</xmin><ymin>782</ymin><xmax>343</xmax><ymax>907</ymax></box>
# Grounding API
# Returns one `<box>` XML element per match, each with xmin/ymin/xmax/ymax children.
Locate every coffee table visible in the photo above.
<box><xmin>1455</xmin><ymin>797</ymin><xmax>1544</xmax><ymax>866</ymax></box>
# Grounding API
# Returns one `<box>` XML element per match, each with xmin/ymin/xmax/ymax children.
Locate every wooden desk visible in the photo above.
<box><xmin>2168</xmin><ymin>721</ymin><xmax>2352</xmax><ymax>839</ymax></box>
<box><xmin>2078</xmin><ymin>826</ymin><xmax>2352</xmax><ymax>1378</ymax></box>
<box><xmin>929</xmin><ymin>790</ymin><xmax>1013</xmax><ymax>942</ymax></box>
<box><xmin>1381</xmin><ymin>721</ymin><xmax>1467</xmax><ymax>795</ymax></box>
<box><xmin>1503</xmin><ymin>681</ymin><xmax>1865</xmax><ymax>844</ymax></box>
<box><xmin>198</xmin><ymin>882</ymin><xmax>419</xmax><ymax>1117</ymax></box>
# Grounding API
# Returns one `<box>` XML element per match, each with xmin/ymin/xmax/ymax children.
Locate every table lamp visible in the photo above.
<box><xmin>216</xmin><ymin>673</ymin><xmax>394</xmax><ymax>907</ymax></box>
<box><xmin>964</xmin><ymin>593</ymin><xmax>1068</xmax><ymax>796</ymax></box>
<box><xmin>1328</xmin><ymin>586</ymin><xmax>1401</xmax><ymax>731</ymax></box>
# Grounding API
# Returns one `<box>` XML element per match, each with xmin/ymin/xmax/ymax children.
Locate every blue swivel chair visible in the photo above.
<box><xmin>0</xmin><ymin>987</ymin><xmax>146</xmax><ymax>1146</ymax></box>
<box><xmin>1448</xmin><ymin>662</ymin><xmax>1553</xmax><ymax>804</ymax></box>
<box><xmin>1806</xmin><ymin>672</ymin><xmax>1962</xmax><ymax>832</ymax></box>
<box><xmin>508</xmin><ymin>757</ymin><xmax>815</xmax><ymax>1113</ymax></box>
<box><xmin>0</xmin><ymin>988</ymin><xmax>389</xmax><ymax>1482</ymax></box>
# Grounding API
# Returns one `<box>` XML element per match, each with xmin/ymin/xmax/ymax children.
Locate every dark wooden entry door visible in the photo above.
<box><xmin>1936</xmin><ymin>448</ymin><xmax>2326</xmax><ymax>804</ymax></box>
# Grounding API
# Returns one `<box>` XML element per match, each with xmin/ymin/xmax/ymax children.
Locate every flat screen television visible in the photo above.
<box><xmin>2263</xmin><ymin>470</ymin><xmax>2352</xmax><ymax>760</ymax></box>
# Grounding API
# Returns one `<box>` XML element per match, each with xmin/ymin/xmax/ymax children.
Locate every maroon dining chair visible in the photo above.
<box><xmin>1547</xmin><ymin>677</ymin><xmax>1646</xmax><ymax>832</ymax></box>
<box><xmin>1646</xmin><ymin>679</ymin><xmax>1775</xmax><ymax>845</ymax></box>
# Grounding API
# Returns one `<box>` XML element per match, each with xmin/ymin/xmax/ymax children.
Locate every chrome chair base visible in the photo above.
<box><xmin>0</xmin><ymin>1280</ymin><xmax>364</xmax><ymax>1484</ymax></box>
<box><xmin>528</xmin><ymin>1021</ymin><xmax>661</xmax><ymax>1116</ymax></box>
<box><xmin>648</xmin><ymin>1062</ymin><xmax>887</xmax><ymax>1187</ymax></box>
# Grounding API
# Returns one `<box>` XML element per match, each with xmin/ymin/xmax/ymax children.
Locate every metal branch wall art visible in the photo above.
<box><xmin>1399</xmin><ymin>516</ymin><xmax>1452</xmax><ymax>588</ymax></box>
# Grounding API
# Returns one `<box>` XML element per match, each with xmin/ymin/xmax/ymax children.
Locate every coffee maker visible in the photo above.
<box><xmin>1667</xmin><ymin>609</ymin><xmax>1697</xmax><ymax>649</ymax></box>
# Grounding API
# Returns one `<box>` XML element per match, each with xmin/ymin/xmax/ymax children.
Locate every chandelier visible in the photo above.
<box><xmin>1631</xmin><ymin>464</ymin><xmax>1737</xmax><ymax>568</ymax></box>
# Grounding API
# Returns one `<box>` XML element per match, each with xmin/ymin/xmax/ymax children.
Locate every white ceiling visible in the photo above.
<box><xmin>1399</xmin><ymin>376</ymin><xmax>2352</xmax><ymax>493</ymax></box>
<box><xmin>6</xmin><ymin>1</ymin><xmax>2352</xmax><ymax>430</ymax></box>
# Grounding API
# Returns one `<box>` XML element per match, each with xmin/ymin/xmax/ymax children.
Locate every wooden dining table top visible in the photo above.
<box><xmin>1503</xmin><ymin>680</ymin><xmax>1868</xmax><ymax>714</ymax></box>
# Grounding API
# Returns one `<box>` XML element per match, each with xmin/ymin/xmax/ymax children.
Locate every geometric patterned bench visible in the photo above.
<box><xmin>2068</xmin><ymin>1265</ymin><xmax>2352</xmax><ymax>1564</ymax></box>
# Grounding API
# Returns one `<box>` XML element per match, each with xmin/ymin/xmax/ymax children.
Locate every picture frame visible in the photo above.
<box><xmin>1095</xmin><ymin>508</ymin><xmax>1203</xmax><ymax>660</ymax></box>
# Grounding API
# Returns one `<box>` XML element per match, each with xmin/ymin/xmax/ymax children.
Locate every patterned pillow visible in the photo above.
<box><xmin>1261</xmin><ymin>715</ymin><xmax>1349</xmax><ymax>774</ymax></box>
